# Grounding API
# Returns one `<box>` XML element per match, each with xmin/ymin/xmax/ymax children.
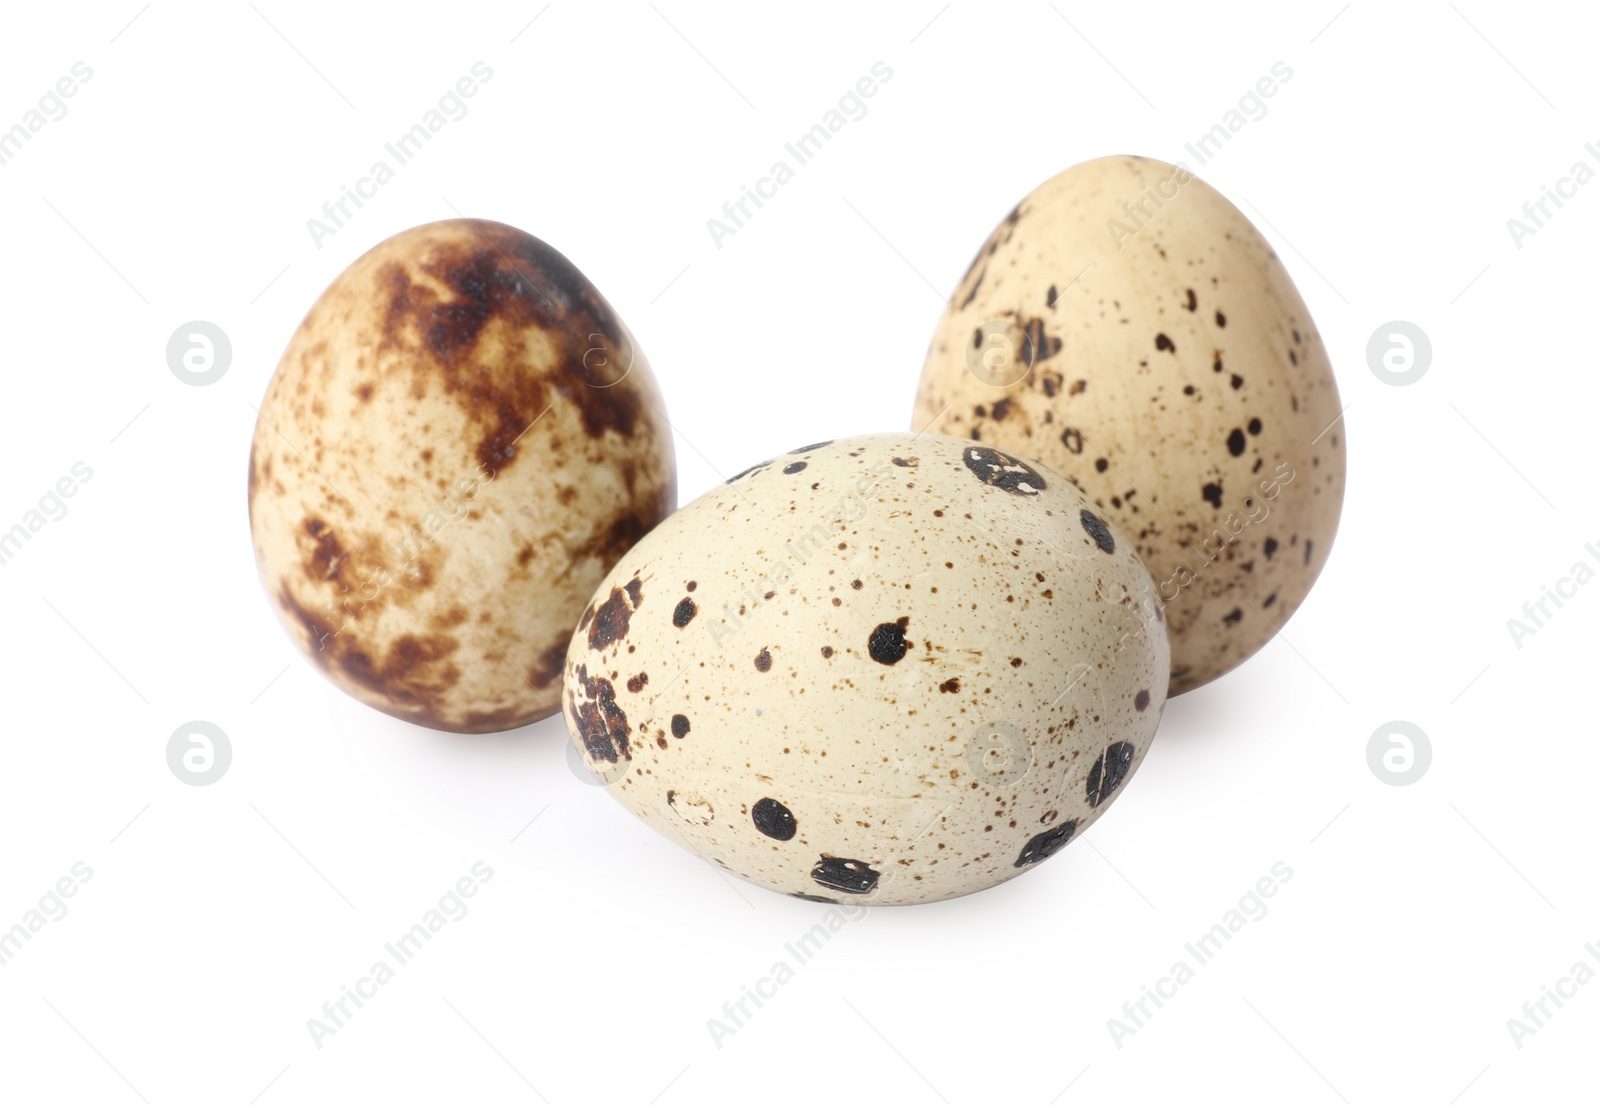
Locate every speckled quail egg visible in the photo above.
<box><xmin>563</xmin><ymin>433</ymin><xmax>1168</xmax><ymax>906</ymax></box>
<box><xmin>249</xmin><ymin>218</ymin><xmax>675</xmax><ymax>732</ymax></box>
<box><xmin>912</xmin><ymin>155</ymin><xmax>1345</xmax><ymax>695</ymax></box>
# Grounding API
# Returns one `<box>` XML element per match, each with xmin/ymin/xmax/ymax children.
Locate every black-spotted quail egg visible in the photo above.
<box><xmin>563</xmin><ymin>433</ymin><xmax>1167</xmax><ymax>905</ymax></box>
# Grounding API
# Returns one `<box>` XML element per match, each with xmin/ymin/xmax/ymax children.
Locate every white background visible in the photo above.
<box><xmin>1</xmin><ymin>1</ymin><xmax>1595</xmax><ymax>1105</ymax></box>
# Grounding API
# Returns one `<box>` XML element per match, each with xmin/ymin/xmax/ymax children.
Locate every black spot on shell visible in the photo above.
<box><xmin>782</xmin><ymin>461</ymin><xmax>807</xmax><ymax>474</ymax></box>
<box><xmin>1223</xmin><ymin>608</ymin><xmax>1243</xmax><ymax>626</ymax></box>
<box><xmin>1086</xmin><ymin>742</ymin><xmax>1135</xmax><ymax>807</ymax></box>
<box><xmin>755</xmin><ymin>648</ymin><xmax>772</xmax><ymax>672</ymax></box>
<box><xmin>868</xmin><ymin>619</ymin><xmax>909</xmax><ymax>665</ymax></box>
<box><xmin>1015</xmin><ymin>317</ymin><xmax>1062</xmax><ymax>364</ymax></box>
<box><xmin>1248</xmin><ymin>417</ymin><xmax>1262</xmax><ymax>435</ymax></box>
<box><xmin>1263</xmin><ymin>537</ymin><xmax>1279</xmax><ymax>560</ymax></box>
<box><xmin>588</xmin><ymin>586</ymin><xmax>633</xmax><ymax>650</ymax></box>
<box><xmin>673</xmin><ymin>598</ymin><xmax>697</xmax><ymax>628</ymax></box>
<box><xmin>570</xmin><ymin>664</ymin><xmax>630</xmax><ymax>764</ymax></box>
<box><xmin>670</xmin><ymin>714</ymin><xmax>690</xmax><ymax>738</ymax></box>
<box><xmin>1134</xmin><ymin>689</ymin><xmax>1150</xmax><ymax>711</ymax></box>
<box><xmin>791</xmin><ymin>892</ymin><xmax>838</xmax><ymax>904</ymax></box>
<box><xmin>727</xmin><ymin>460</ymin><xmax>771</xmax><ymax>484</ymax></box>
<box><xmin>1227</xmin><ymin>428</ymin><xmax>1247</xmax><ymax>457</ymax></box>
<box><xmin>752</xmin><ymin>798</ymin><xmax>797</xmax><ymax>841</ymax></box>
<box><xmin>962</xmin><ymin>446</ymin><xmax>1046</xmax><ymax>496</ymax></box>
<box><xmin>1015</xmin><ymin>821</ymin><xmax>1077</xmax><ymax>867</ymax></box>
<box><xmin>1216</xmin><ymin>310</ymin><xmax>1227</xmax><ymax>328</ymax></box>
<box><xmin>1201</xmin><ymin>482</ymin><xmax>1223</xmax><ymax>510</ymax></box>
<box><xmin>1079</xmin><ymin>509</ymin><xmax>1115</xmax><ymax>554</ymax></box>
<box><xmin>811</xmin><ymin>856</ymin><xmax>879</xmax><ymax>894</ymax></box>
<box><xmin>789</xmin><ymin>441</ymin><xmax>831</xmax><ymax>454</ymax></box>
<box><xmin>1184</xmin><ymin>289</ymin><xmax>1197</xmax><ymax>311</ymax></box>
<box><xmin>1155</xmin><ymin>333</ymin><xmax>1175</xmax><ymax>353</ymax></box>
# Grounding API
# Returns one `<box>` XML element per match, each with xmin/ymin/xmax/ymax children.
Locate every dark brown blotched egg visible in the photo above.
<box><xmin>249</xmin><ymin>218</ymin><xmax>675</xmax><ymax>732</ymax></box>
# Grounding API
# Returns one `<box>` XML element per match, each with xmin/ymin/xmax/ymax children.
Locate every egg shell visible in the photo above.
<box><xmin>912</xmin><ymin>155</ymin><xmax>1345</xmax><ymax>694</ymax></box>
<box><xmin>249</xmin><ymin>218</ymin><xmax>675</xmax><ymax>732</ymax></box>
<box><xmin>563</xmin><ymin>433</ymin><xmax>1168</xmax><ymax>906</ymax></box>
